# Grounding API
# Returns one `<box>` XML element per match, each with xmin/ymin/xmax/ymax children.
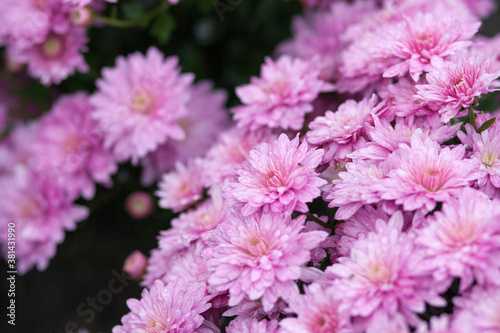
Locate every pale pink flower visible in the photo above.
<box><xmin>415</xmin><ymin>187</ymin><xmax>500</xmax><ymax>291</ymax></box>
<box><xmin>452</xmin><ymin>285</ymin><xmax>500</xmax><ymax>333</ymax></box>
<box><xmin>350</xmin><ymin>115</ymin><xmax>460</xmax><ymax>160</ymax></box>
<box><xmin>328</xmin><ymin>212</ymin><xmax>447</xmax><ymax>330</ymax></box>
<box><xmin>159</xmin><ymin>242</ymin><xmax>210</xmax><ymax>286</ymax></box>
<box><xmin>458</xmin><ymin>123</ymin><xmax>500</xmax><ymax>198</ymax></box>
<box><xmin>33</xmin><ymin>93</ymin><xmax>117</xmax><ymax>200</ymax></box>
<box><xmin>224</xmin><ymin>134</ymin><xmax>326</xmax><ymax>216</ymax></box>
<box><xmin>140</xmin><ymin>81</ymin><xmax>228</xmax><ymax>185</ymax></box>
<box><xmin>233</xmin><ymin>56</ymin><xmax>333</xmax><ymax>131</ymax></box>
<box><xmin>0</xmin><ymin>0</ymin><xmax>58</xmax><ymax>49</ymax></box>
<box><xmin>380</xmin><ymin>12</ymin><xmax>479</xmax><ymax>81</ymax></box>
<box><xmin>416</xmin><ymin>315</ymin><xmax>456</xmax><ymax>333</ymax></box>
<box><xmin>279</xmin><ymin>283</ymin><xmax>351</xmax><ymax>333</ymax></box>
<box><xmin>91</xmin><ymin>47</ymin><xmax>194</xmax><ymax>163</ymax></box>
<box><xmin>226</xmin><ymin>317</ymin><xmax>279</xmax><ymax>333</ymax></box>
<box><xmin>124</xmin><ymin>192</ymin><xmax>153</xmax><ymax>219</ymax></box>
<box><xmin>171</xmin><ymin>186</ymin><xmax>227</xmax><ymax>246</ymax></box>
<box><xmin>203</xmin><ymin>213</ymin><xmax>328</xmax><ymax>311</ymax></box>
<box><xmin>0</xmin><ymin>167</ymin><xmax>88</xmax><ymax>274</ymax></box>
<box><xmin>112</xmin><ymin>279</ymin><xmax>216</xmax><ymax>333</ymax></box>
<box><xmin>378</xmin><ymin>133</ymin><xmax>478</xmax><ymax>213</ymax></box>
<box><xmin>9</xmin><ymin>27</ymin><xmax>89</xmax><ymax>85</ymax></box>
<box><xmin>156</xmin><ymin>158</ymin><xmax>206</xmax><ymax>213</ymax></box>
<box><xmin>416</xmin><ymin>54</ymin><xmax>500</xmax><ymax>122</ymax></box>
<box><xmin>306</xmin><ymin>95</ymin><xmax>380</xmax><ymax>163</ymax></box>
<box><xmin>323</xmin><ymin>159</ymin><xmax>384</xmax><ymax>220</ymax></box>
<box><xmin>123</xmin><ymin>250</ymin><xmax>147</xmax><ymax>279</ymax></box>
<box><xmin>332</xmin><ymin>205</ymin><xmax>391</xmax><ymax>258</ymax></box>
<box><xmin>204</xmin><ymin>128</ymin><xmax>275</xmax><ymax>186</ymax></box>
<box><xmin>277</xmin><ymin>1</ymin><xmax>374</xmax><ymax>80</ymax></box>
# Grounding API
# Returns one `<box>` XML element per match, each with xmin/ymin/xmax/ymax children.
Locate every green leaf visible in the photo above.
<box><xmin>121</xmin><ymin>0</ymin><xmax>144</xmax><ymax>21</ymax></box>
<box><xmin>477</xmin><ymin>117</ymin><xmax>496</xmax><ymax>133</ymax></box>
<box><xmin>150</xmin><ymin>12</ymin><xmax>176</xmax><ymax>45</ymax></box>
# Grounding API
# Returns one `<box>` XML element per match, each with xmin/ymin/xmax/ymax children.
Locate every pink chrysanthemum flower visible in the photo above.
<box><xmin>332</xmin><ymin>205</ymin><xmax>390</xmax><ymax>258</ymax></box>
<box><xmin>226</xmin><ymin>317</ymin><xmax>279</xmax><ymax>333</ymax></box>
<box><xmin>378</xmin><ymin>132</ymin><xmax>478</xmax><ymax>213</ymax></box>
<box><xmin>0</xmin><ymin>167</ymin><xmax>89</xmax><ymax>274</ymax></box>
<box><xmin>277</xmin><ymin>1</ymin><xmax>373</xmax><ymax>80</ymax></box>
<box><xmin>279</xmin><ymin>283</ymin><xmax>351</xmax><ymax>333</ymax></box>
<box><xmin>452</xmin><ymin>285</ymin><xmax>500</xmax><ymax>333</ymax></box>
<box><xmin>323</xmin><ymin>159</ymin><xmax>384</xmax><ymax>220</ymax></box>
<box><xmin>156</xmin><ymin>158</ymin><xmax>206</xmax><ymax>212</ymax></box>
<box><xmin>33</xmin><ymin>93</ymin><xmax>117</xmax><ymax>200</ymax></box>
<box><xmin>9</xmin><ymin>27</ymin><xmax>89</xmax><ymax>85</ymax></box>
<box><xmin>415</xmin><ymin>187</ymin><xmax>500</xmax><ymax>291</ymax></box>
<box><xmin>459</xmin><ymin>0</ymin><xmax>497</xmax><ymax>18</ymax></box>
<box><xmin>159</xmin><ymin>242</ymin><xmax>210</xmax><ymax>286</ymax></box>
<box><xmin>112</xmin><ymin>279</ymin><xmax>217</xmax><ymax>333</ymax></box>
<box><xmin>224</xmin><ymin>134</ymin><xmax>326</xmax><ymax>216</ymax></box>
<box><xmin>416</xmin><ymin>315</ymin><xmax>455</xmax><ymax>333</ymax></box>
<box><xmin>458</xmin><ymin>123</ymin><xmax>500</xmax><ymax>198</ymax></box>
<box><xmin>350</xmin><ymin>115</ymin><xmax>460</xmax><ymax>160</ymax></box>
<box><xmin>203</xmin><ymin>213</ymin><xmax>328</xmax><ymax>311</ymax></box>
<box><xmin>416</xmin><ymin>54</ymin><xmax>500</xmax><ymax>122</ymax></box>
<box><xmin>204</xmin><ymin>128</ymin><xmax>275</xmax><ymax>186</ymax></box>
<box><xmin>171</xmin><ymin>186</ymin><xmax>227</xmax><ymax>246</ymax></box>
<box><xmin>0</xmin><ymin>0</ymin><xmax>58</xmax><ymax>49</ymax></box>
<box><xmin>140</xmin><ymin>81</ymin><xmax>228</xmax><ymax>186</ymax></box>
<box><xmin>91</xmin><ymin>47</ymin><xmax>194</xmax><ymax>163</ymax></box>
<box><xmin>233</xmin><ymin>55</ymin><xmax>333</xmax><ymax>131</ymax></box>
<box><xmin>328</xmin><ymin>212</ymin><xmax>447</xmax><ymax>330</ymax></box>
<box><xmin>379</xmin><ymin>77</ymin><xmax>442</xmax><ymax>119</ymax></box>
<box><xmin>380</xmin><ymin>12</ymin><xmax>479</xmax><ymax>81</ymax></box>
<box><xmin>306</xmin><ymin>95</ymin><xmax>386</xmax><ymax>163</ymax></box>
<box><xmin>0</xmin><ymin>122</ymin><xmax>40</xmax><ymax>174</ymax></box>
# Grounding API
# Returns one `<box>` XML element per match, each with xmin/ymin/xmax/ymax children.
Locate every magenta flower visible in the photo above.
<box><xmin>328</xmin><ymin>212</ymin><xmax>447</xmax><ymax>330</ymax></box>
<box><xmin>415</xmin><ymin>187</ymin><xmax>500</xmax><ymax>291</ymax></box>
<box><xmin>416</xmin><ymin>54</ymin><xmax>500</xmax><ymax>122</ymax></box>
<box><xmin>112</xmin><ymin>279</ymin><xmax>217</xmax><ymax>333</ymax></box>
<box><xmin>202</xmin><ymin>213</ymin><xmax>328</xmax><ymax>311</ymax></box>
<box><xmin>9</xmin><ymin>27</ymin><xmax>89</xmax><ymax>85</ymax></box>
<box><xmin>306</xmin><ymin>95</ymin><xmax>383</xmax><ymax>163</ymax></box>
<box><xmin>0</xmin><ymin>167</ymin><xmax>89</xmax><ymax>274</ymax></box>
<box><xmin>91</xmin><ymin>47</ymin><xmax>194</xmax><ymax>163</ymax></box>
<box><xmin>378</xmin><ymin>133</ymin><xmax>478</xmax><ymax>213</ymax></box>
<box><xmin>224</xmin><ymin>134</ymin><xmax>326</xmax><ymax>216</ymax></box>
<box><xmin>34</xmin><ymin>93</ymin><xmax>117</xmax><ymax>200</ymax></box>
<box><xmin>156</xmin><ymin>159</ymin><xmax>206</xmax><ymax>213</ymax></box>
<box><xmin>279</xmin><ymin>283</ymin><xmax>352</xmax><ymax>333</ymax></box>
<box><xmin>233</xmin><ymin>55</ymin><xmax>333</xmax><ymax>131</ymax></box>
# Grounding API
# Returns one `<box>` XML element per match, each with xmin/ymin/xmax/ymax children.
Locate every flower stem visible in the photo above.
<box><xmin>468</xmin><ymin>105</ymin><xmax>476</xmax><ymax>130</ymax></box>
<box><xmin>305</xmin><ymin>212</ymin><xmax>330</xmax><ymax>229</ymax></box>
<box><xmin>94</xmin><ymin>0</ymin><xmax>170</xmax><ymax>28</ymax></box>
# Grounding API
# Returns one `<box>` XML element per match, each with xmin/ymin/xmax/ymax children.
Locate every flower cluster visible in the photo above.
<box><xmin>2</xmin><ymin>0</ymin><xmax>500</xmax><ymax>331</ymax></box>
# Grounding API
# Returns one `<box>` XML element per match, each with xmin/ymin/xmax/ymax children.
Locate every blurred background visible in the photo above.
<box><xmin>1</xmin><ymin>0</ymin><xmax>500</xmax><ymax>331</ymax></box>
